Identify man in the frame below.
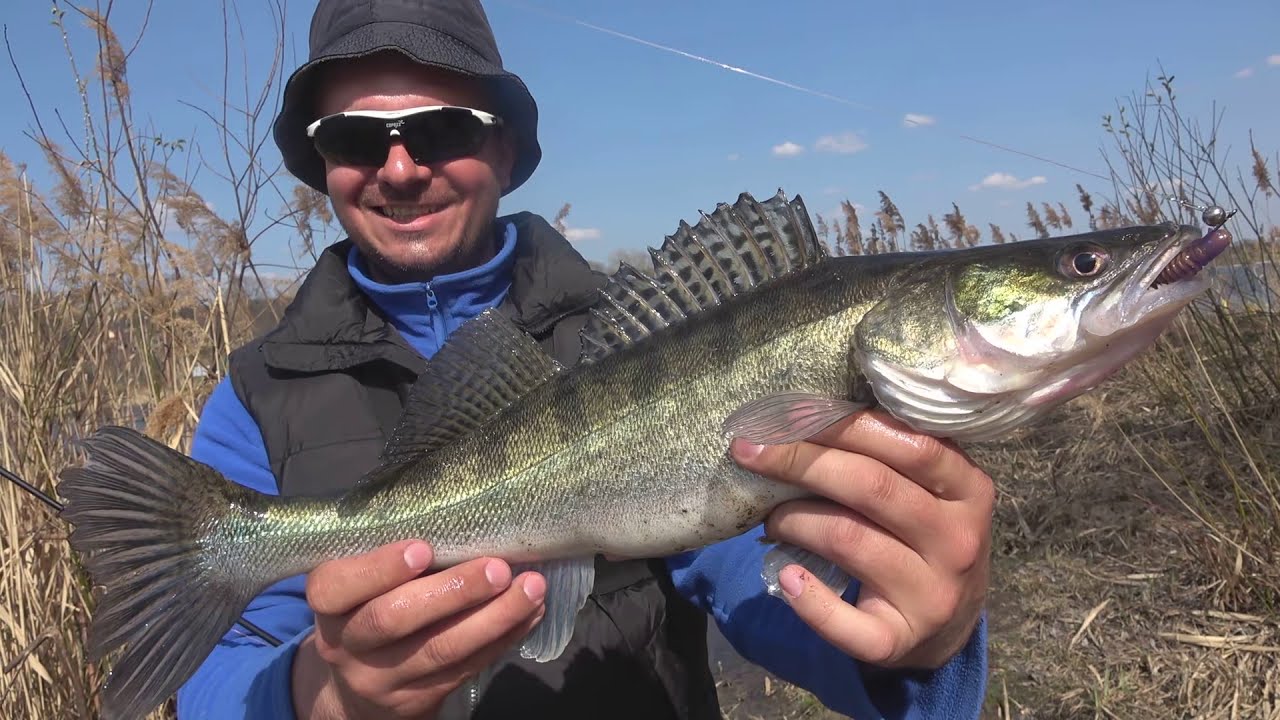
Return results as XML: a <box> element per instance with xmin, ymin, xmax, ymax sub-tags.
<box><xmin>176</xmin><ymin>1</ymin><xmax>994</xmax><ymax>718</ymax></box>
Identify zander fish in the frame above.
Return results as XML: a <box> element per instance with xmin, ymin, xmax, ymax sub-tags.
<box><xmin>54</xmin><ymin>191</ymin><xmax>1229</xmax><ymax>718</ymax></box>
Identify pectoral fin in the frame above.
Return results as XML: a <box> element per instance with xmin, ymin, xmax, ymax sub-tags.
<box><xmin>724</xmin><ymin>393</ymin><xmax>866</xmax><ymax>445</ymax></box>
<box><xmin>513</xmin><ymin>557</ymin><xmax>595</xmax><ymax>662</ymax></box>
<box><xmin>761</xmin><ymin>542</ymin><xmax>852</xmax><ymax>599</ymax></box>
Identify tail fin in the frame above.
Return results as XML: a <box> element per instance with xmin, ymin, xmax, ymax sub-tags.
<box><xmin>58</xmin><ymin>426</ymin><xmax>263</xmax><ymax>720</ymax></box>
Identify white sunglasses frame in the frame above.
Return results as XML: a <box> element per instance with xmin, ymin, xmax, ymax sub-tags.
<box><xmin>305</xmin><ymin>105</ymin><xmax>502</xmax><ymax>138</ymax></box>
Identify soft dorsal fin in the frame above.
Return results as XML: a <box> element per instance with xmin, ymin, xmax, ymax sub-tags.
<box><xmin>580</xmin><ymin>190</ymin><xmax>825</xmax><ymax>362</ymax></box>
<box><xmin>378</xmin><ymin>308</ymin><xmax>563</xmax><ymax>469</ymax></box>
<box><xmin>340</xmin><ymin>310</ymin><xmax>562</xmax><ymax>510</ymax></box>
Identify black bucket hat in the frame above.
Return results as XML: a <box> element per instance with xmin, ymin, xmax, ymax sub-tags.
<box><xmin>273</xmin><ymin>0</ymin><xmax>541</xmax><ymax>196</ymax></box>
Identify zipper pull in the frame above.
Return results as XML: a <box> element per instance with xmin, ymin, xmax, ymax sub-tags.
<box><xmin>425</xmin><ymin>284</ymin><xmax>438</xmax><ymax>310</ymax></box>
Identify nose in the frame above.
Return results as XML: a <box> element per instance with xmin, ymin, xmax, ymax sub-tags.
<box><xmin>376</xmin><ymin>139</ymin><xmax>431</xmax><ymax>188</ymax></box>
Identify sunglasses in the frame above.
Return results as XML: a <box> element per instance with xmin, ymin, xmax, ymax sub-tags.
<box><xmin>305</xmin><ymin>105</ymin><xmax>503</xmax><ymax>168</ymax></box>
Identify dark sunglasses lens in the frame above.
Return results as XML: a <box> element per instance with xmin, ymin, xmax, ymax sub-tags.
<box><xmin>312</xmin><ymin>117</ymin><xmax>390</xmax><ymax>167</ymax></box>
<box><xmin>400</xmin><ymin>110</ymin><xmax>490</xmax><ymax>165</ymax></box>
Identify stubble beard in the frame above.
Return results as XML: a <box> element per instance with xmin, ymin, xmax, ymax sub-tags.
<box><xmin>358</xmin><ymin>222</ymin><xmax>498</xmax><ymax>284</ymax></box>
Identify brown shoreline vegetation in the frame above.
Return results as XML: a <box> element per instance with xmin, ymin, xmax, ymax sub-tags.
<box><xmin>2</xmin><ymin>5</ymin><xmax>1277</xmax><ymax>719</ymax></box>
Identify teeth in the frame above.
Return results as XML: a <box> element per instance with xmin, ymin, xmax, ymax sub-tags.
<box><xmin>379</xmin><ymin>206</ymin><xmax>440</xmax><ymax>220</ymax></box>
<box><xmin>1142</xmin><ymin>236</ymin><xmax>1189</xmax><ymax>290</ymax></box>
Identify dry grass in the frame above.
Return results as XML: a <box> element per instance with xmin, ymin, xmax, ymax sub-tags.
<box><xmin>0</xmin><ymin>3</ymin><xmax>305</xmax><ymax>717</ymax></box>
<box><xmin>974</xmin><ymin>348</ymin><xmax>1280</xmax><ymax>720</ymax></box>
<box><xmin>2</xmin><ymin>8</ymin><xmax>1278</xmax><ymax>720</ymax></box>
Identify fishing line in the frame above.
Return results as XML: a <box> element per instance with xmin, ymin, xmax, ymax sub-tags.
<box><xmin>499</xmin><ymin>0</ymin><xmax>1115</xmax><ymax>184</ymax></box>
<box><xmin>0</xmin><ymin>464</ymin><xmax>62</xmax><ymax>513</ymax></box>
<box><xmin>0</xmin><ymin>463</ymin><xmax>283</xmax><ymax>648</ymax></box>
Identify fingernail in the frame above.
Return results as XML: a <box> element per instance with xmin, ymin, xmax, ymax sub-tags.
<box><xmin>731</xmin><ymin>438</ymin><xmax>764</xmax><ymax>461</ymax></box>
<box><xmin>779</xmin><ymin>565</ymin><xmax>805</xmax><ymax>599</ymax></box>
<box><xmin>403</xmin><ymin>542</ymin><xmax>432</xmax><ymax>572</ymax></box>
<box><xmin>484</xmin><ymin>559</ymin><xmax>511</xmax><ymax>588</ymax></box>
<box><xmin>522</xmin><ymin>574</ymin><xmax>546</xmax><ymax>603</ymax></box>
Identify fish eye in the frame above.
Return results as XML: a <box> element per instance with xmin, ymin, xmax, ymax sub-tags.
<box><xmin>1060</xmin><ymin>245</ymin><xmax>1109</xmax><ymax>278</ymax></box>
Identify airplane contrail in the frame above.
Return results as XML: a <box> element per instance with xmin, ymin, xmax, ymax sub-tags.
<box><xmin>500</xmin><ymin>0</ymin><xmax>1113</xmax><ymax>182</ymax></box>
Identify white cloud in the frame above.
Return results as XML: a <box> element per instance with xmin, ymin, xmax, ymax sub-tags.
<box><xmin>969</xmin><ymin>172</ymin><xmax>1048</xmax><ymax>191</ymax></box>
<box><xmin>564</xmin><ymin>227</ymin><xmax>601</xmax><ymax>242</ymax></box>
<box><xmin>1235</xmin><ymin>67</ymin><xmax>1255</xmax><ymax>78</ymax></box>
<box><xmin>1268</xmin><ymin>54</ymin><xmax>1280</xmax><ymax>65</ymax></box>
<box><xmin>772</xmin><ymin>141</ymin><xmax>804</xmax><ymax>157</ymax></box>
<box><xmin>814</xmin><ymin>132</ymin><xmax>868</xmax><ymax>154</ymax></box>
<box><xmin>822</xmin><ymin>186</ymin><xmax>844</xmax><ymax>195</ymax></box>
<box><xmin>726</xmin><ymin>153</ymin><xmax>741</xmax><ymax>161</ymax></box>
<box><xmin>903</xmin><ymin>113</ymin><xmax>936</xmax><ymax>128</ymax></box>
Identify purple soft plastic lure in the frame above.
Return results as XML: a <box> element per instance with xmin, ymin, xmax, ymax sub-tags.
<box><xmin>1153</xmin><ymin>226</ymin><xmax>1232</xmax><ymax>287</ymax></box>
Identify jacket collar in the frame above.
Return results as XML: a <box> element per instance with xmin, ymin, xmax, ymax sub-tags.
<box><xmin>258</xmin><ymin>211</ymin><xmax>603</xmax><ymax>373</ymax></box>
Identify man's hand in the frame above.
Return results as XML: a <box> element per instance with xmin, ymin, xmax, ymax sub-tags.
<box><xmin>731</xmin><ymin>410</ymin><xmax>993</xmax><ymax>670</ymax></box>
<box><xmin>291</xmin><ymin>539</ymin><xmax>547</xmax><ymax>720</ymax></box>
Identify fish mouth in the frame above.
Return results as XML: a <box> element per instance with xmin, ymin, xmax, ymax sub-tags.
<box><xmin>1018</xmin><ymin>224</ymin><xmax>1229</xmax><ymax>413</ymax></box>
<box><xmin>1095</xmin><ymin>224</ymin><xmax>1226</xmax><ymax>335</ymax></box>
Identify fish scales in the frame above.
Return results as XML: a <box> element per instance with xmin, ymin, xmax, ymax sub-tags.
<box><xmin>228</xmin><ymin>262</ymin><xmax>890</xmax><ymax>573</ymax></box>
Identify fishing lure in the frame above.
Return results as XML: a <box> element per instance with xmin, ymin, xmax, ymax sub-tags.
<box><xmin>1153</xmin><ymin>199</ymin><xmax>1236</xmax><ymax>287</ymax></box>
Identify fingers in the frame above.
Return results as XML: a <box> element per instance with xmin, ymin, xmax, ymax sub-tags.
<box><xmin>300</xmin><ymin>539</ymin><xmax>553</xmax><ymax>719</ymax></box>
<box><xmin>740</xmin><ymin>437</ymin><xmax>943</xmax><ymax>550</ymax></box>
<box><xmin>817</xmin><ymin>412</ymin><xmax>982</xmax><ymax>501</ymax></box>
<box><xmin>322</xmin><ymin>571</ymin><xmax>547</xmax><ymax>707</ymax></box>
<box><xmin>371</xmin><ymin>571</ymin><xmax>547</xmax><ymax>678</ymax></box>
<box><xmin>779</xmin><ymin>559</ymin><xmax>982</xmax><ymax>670</ymax></box>
<box><xmin>393</xmin><ymin>606</ymin><xmax>547</xmax><ymax>706</ymax></box>
<box><xmin>306</xmin><ymin>539</ymin><xmax>435</xmax><ymax>617</ymax></box>
<box><xmin>765</xmin><ymin>499</ymin><xmax>965</xmax><ymax>642</ymax></box>
<box><xmin>732</xmin><ymin>405</ymin><xmax>995</xmax><ymax>672</ymax></box>
<box><xmin>765</xmin><ymin>500</ymin><xmax>929</xmax><ymax>593</ymax></box>
<box><xmin>732</xmin><ymin>410</ymin><xmax>988</xmax><ymax>503</ymax></box>
<box><xmin>731</xmin><ymin>410</ymin><xmax>995</xmax><ymax>564</ymax></box>
<box><xmin>774</xmin><ymin>564</ymin><xmax>908</xmax><ymax>666</ymax></box>
<box><xmin>329</xmin><ymin>556</ymin><xmax>521</xmax><ymax>653</ymax></box>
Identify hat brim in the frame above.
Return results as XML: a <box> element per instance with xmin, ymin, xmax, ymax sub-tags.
<box><xmin>273</xmin><ymin>21</ymin><xmax>541</xmax><ymax>196</ymax></box>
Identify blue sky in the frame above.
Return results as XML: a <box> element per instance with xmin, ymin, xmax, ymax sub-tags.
<box><xmin>1</xmin><ymin>0</ymin><xmax>1277</xmax><ymax>268</ymax></box>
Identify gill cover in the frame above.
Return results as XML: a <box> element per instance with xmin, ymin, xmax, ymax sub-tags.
<box><xmin>852</xmin><ymin>225</ymin><xmax>1207</xmax><ymax>441</ymax></box>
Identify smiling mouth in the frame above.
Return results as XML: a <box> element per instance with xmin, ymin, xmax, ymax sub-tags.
<box><xmin>374</xmin><ymin>204</ymin><xmax>446</xmax><ymax>221</ymax></box>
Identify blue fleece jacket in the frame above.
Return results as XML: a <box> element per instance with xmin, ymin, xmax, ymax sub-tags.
<box><xmin>175</xmin><ymin>223</ymin><xmax>988</xmax><ymax>719</ymax></box>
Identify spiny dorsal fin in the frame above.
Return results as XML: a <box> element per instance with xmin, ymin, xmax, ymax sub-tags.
<box><xmin>581</xmin><ymin>190</ymin><xmax>824</xmax><ymax>363</ymax></box>
<box><xmin>379</xmin><ymin>308</ymin><xmax>564</xmax><ymax>468</ymax></box>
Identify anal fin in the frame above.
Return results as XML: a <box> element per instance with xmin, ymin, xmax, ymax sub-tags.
<box><xmin>762</xmin><ymin>542</ymin><xmax>852</xmax><ymax>599</ymax></box>
<box><xmin>514</xmin><ymin>557</ymin><xmax>595</xmax><ymax>663</ymax></box>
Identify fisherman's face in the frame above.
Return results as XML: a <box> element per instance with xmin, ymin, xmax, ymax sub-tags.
<box><xmin>316</xmin><ymin>52</ymin><xmax>516</xmax><ymax>283</ymax></box>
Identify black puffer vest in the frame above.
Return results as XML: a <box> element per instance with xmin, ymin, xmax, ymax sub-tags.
<box><xmin>227</xmin><ymin>212</ymin><xmax>721</xmax><ymax>719</ymax></box>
